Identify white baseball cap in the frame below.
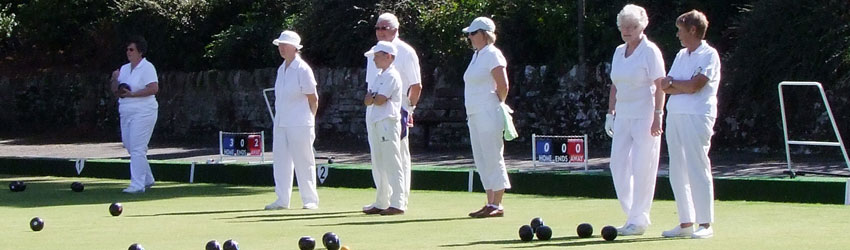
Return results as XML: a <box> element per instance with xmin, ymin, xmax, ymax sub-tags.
<box><xmin>462</xmin><ymin>17</ymin><xmax>496</xmax><ymax>33</ymax></box>
<box><xmin>272</xmin><ymin>30</ymin><xmax>303</xmax><ymax>49</ymax></box>
<box><xmin>363</xmin><ymin>41</ymin><xmax>397</xmax><ymax>57</ymax></box>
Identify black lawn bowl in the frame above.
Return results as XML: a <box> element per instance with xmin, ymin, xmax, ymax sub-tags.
<box><xmin>299</xmin><ymin>236</ymin><xmax>316</xmax><ymax>250</ymax></box>
<box><xmin>577</xmin><ymin>223</ymin><xmax>593</xmax><ymax>238</ymax></box>
<box><xmin>518</xmin><ymin>225</ymin><xmax>534</xmax><ymax>242</ymax></box>
<box><xmin>206</xmin><ymin>240</ymin><xmax>221</xmax><ymax>250</ymax></box>
<box><xmin>30</xmin><ymin>217</ymin><xmax>44</xmax><ymax>231</ymax></box>
<box><xmin>71</xmin><ymin>182</ymin><xmax>85</xmax><ymax>192</ymax></box>
<box><xmin>536</xmin><ymin>225</ymin><xmax>553</xmax><ymax>240</ymax></box>
<box><xmin>323</xmin><ymin>232</ymin><xmax>341</xmax><ymax>250</ymax></box>
<box><xmin>10</xmin><ymin>181</ymin><xmax>26</xmax><ymax>192</ymax></box>
<box><xmin>223</xmin><ymin>239</ymin><xmax>239</xmax><ymax>250</ymax></box>
<box><xmin>601</xmin><ymin>225</ymin><xmax>618</xmax><ymax>241</ymax></box>
<box><xmin>530</xmin><ymin>217</ymin><xmax>544</xmax><ymax>232</ymax></box>
<box><xmin>109</xmin><ymin>202</ymin><xmax>123</xmax><ymax>216</ymax></box>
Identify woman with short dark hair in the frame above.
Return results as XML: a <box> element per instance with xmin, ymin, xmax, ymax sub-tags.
<box><xmin>660</xmin><ymin>10</ymin><xmax>721</xmax><ymax>239</ymax></box>
<box><xmin>110</xmin><ymin>36</ymin><xmax>159</xmax><ymax>194</ymax></box>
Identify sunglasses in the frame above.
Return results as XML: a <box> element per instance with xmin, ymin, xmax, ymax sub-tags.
<box><xmin>374</xmin><ymin>26</ymin><xmax>394</xmax><ymax>31</ymax></box>
<box><xmin>126</xmin><ymin>48</ymin><xmax>136</xmax><ymax>52</ymax></box>
<box><xmin>467</xmin><ymin>30</ymin><xmax>481</xmax><ymax>36</ymax></box>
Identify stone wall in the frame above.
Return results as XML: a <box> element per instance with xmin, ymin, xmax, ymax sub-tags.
<box><xmin>2</xmin><ymin>65</ymin><xmax>848</xmax><ymax>154</ymax></box>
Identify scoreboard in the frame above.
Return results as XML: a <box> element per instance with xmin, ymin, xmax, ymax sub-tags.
<box><xmin>532</xmin><ymin>134</ymin><xmax>588</xmax><ymax>170</ymax></box>
<box><xmin>220</xmin><ymin>131</ymin><xmax>265</xmax><ymax>162</ymax></box>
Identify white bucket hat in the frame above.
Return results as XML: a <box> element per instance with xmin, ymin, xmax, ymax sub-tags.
<box><xmin>272</xmin><ymin>30</ymin><xmax>303</xmax><ymax>49</ymax></box>
<box><xmin>462</xmin><ymin>17</ymin><xmax>496</xmax><ymax>33</ymax></box>
<box><xmin>363</xmin><ymin>41</ymin><xmax>397</xmax><ymax>57</ymax></box>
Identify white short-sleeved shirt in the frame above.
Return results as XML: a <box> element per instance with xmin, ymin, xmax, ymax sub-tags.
<box><xmin>366</xmin><ymin>65</ymin><xmax>403</xmax><ymax>124</ymax></box>
<box><xmin>365</xmin><ymin>37</ymin><xmax>422</xmax><ymax>107</ymax></box>
<box><xmin>609</xmin><ymin>35</ymin><xmax>666</xmax><ymax>119</ymax></box>
<box><xmin>274</xmin><ymin>55</ymin><xmax>318</xmax><ymax>127</ymax></box>
<box><xmin>666</xmin><ymin>40</ymin><xmax>722</xmax><ymax>118</ymax></box>
<box><xmin>463</xmin><ymin>44</ymin><xmax>507</xmax><ymax>115</ymax></box>
<box><xmin>116</xmin><ymin>58</ymin><xmax>158</xmax><ymax>107</ymax></box>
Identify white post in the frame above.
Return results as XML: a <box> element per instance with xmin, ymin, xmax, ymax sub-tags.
<box><xmin>532</xmin><ymin>134</ymin><xmax>537</xmax><ymax>167</ymax></box>
<box><xmin>845</xmin><ymin>179</ymin><xmax>850</xmax><ymax>206</ymax></box>
<box><xmin>468</xmin><ymin>169</ymin><xmax>474</xmax><ymax>192</ymax></box>
<box><xmin>189</xmin><ymin>162</ymin><xmax>196</xmax><ymax>183</ymax></box>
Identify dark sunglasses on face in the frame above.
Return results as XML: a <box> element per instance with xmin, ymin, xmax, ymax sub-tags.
<box><xmin>374</xmin><ymin>26</ymin><xmax>393</xmax><ymax>31</ymax></box>
<box><xmin>467</xmin><ymin>30</ymin><xmax>481</xmax><ymax>36</ymax></box>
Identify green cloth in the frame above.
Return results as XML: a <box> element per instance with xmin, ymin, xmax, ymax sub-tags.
<box><xmin>501</xmin><ymin>102</ymin><xmax>519</xmax><ymax>141</ymax></box>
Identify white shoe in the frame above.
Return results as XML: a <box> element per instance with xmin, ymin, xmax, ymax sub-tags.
<box><xmin>122</xmin><ymin>187</ymin><xmax>145</xmax><ymax>194</ymax></box>
<box><xmin>302</xmin><ymin>203</ymin><xmax>319</xmax><ymax>210</ymax></box>
<box><xmin>618</xmin><ymin>224</ymin><xmax>646</xmax><ymax>236</ymax></box>
<box><xmin>264</xmin><ymin>203</ymin><xmax>287</xmax><ymax>210</ymax></box>
<box><xmin>692</xmin><ymin>226</ymin><xmax>714</xmax><ymax>239</ymax></box>
<box><xmin>662</xmin><ymin>225</ymin><xmax>695</xmax><ymax>238</ymax></box>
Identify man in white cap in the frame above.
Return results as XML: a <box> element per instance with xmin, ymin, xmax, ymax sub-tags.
<box><xmin>365</xmin><ymin>13</ymin><xmax>422</xmax><ymax>212</ymax></box>
<box><xmin>363</xmin><ymin>41</ymin><xmax>405</xmax><ymax>215</ymax></box>
<box><xmin>265</xmin><ymin>30</ymin><xmax>320</xmax><ymax>210</ymax></box>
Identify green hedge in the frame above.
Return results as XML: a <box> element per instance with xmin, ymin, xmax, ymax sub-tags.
<box><xmin>0</xmin><ymin>0</ymin><xmax>752</xmax><ymax>73</ymax></box>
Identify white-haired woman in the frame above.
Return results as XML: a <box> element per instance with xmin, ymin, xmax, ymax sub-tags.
<box><xmin>265</xmin><ymin>30</ymin><xmax>320</xmax><ymax>210</ymax></box>
<box><xmin>605</xmin><ymin>4</ymin><xmax>666</xmax><ymax>235</ymax></box>
<box><xmin>660</xmin><ymin>10</ymin><xmax>721</xmax><ymax>239</ymax></box>
<box><xmin>462</xmin><ymin>17</ymin><xmax>511</xmax><ymax>218</ymax></box>
<box><xmin>110</xmin><ymin>35</ymin><xmax>159</xmax><ymax>194</ymax></box>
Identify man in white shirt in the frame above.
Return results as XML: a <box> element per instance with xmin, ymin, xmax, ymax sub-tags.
<box><xmin>660</xmin><ymin>10</ymin><xmax>721</xmax><ymax>239</ymax></box>
<box><xmin>363</xmin><ymin>41</ymin><xmax>406</xmax><ymax>216</ymax></box>
<box><xmin>365</xmin><ymin>13</ymin><xmax>422</xmax><ymax>211</ymax></box>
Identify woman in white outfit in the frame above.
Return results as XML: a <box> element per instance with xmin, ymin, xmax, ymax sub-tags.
<box><xmin>659</xmin><ymin>10</ymin><xmax>721</xmax><ymax>239</ymax></box>
<box><xmin>265</xmin><ymin>30</ymin><xmax>320</xmax><ymax>210</ymax></box>
<box><xmin>605</xmin><ymin>4</ymin><xmax>667</xmax><ymax>236</ymax></box>
<box><xmin>462</xmin><ymin>17</ymin><xmax>511</xmax><ymax>218</ymax></box>
<box><xmin>110</xmin><ymin>36</ymin><xmax>159</xmax><ymax>194</ymax></box>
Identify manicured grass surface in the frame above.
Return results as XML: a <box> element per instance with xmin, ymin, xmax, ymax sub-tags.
<box><xmin>2</xmin><ymin>175</ymin><xmax>850</xmax><ymax>249</ymax></box>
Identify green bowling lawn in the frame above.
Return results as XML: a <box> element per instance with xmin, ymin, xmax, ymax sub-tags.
<box><xmin>2</xmin><ymin>175</ymin><xmax>849</xmax><ymax>249</ymax></box>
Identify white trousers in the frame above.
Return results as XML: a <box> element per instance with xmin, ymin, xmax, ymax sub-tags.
<box><xmin>610</xmin><ymin>117</ymin><xmax>660</xmax><ymax>227</ymax></box>
<box><xmin>666</xmin><ymin>114</ymin><xmax>716</xmax><ymax>224</ymax></box>
<box><xmin>367</xmin><ymin>118</ymin><xmax>405</xmax><ymax>209</ymax></box>
<box><xmin>119</xmin><ymin>103</ymin><xmax>157</xmax><ymax>190</ymax></box>
<box><xmin>400</xmin><ymin>135</ymin><xmax>411</xmax><ymax>210</ymax></box>
<box><xmin>468</xmin><ymin>107</ymin><xmax>511</xmax><ymax>191</ymax></box>
<box><xmin>272</xmin><ymin>126</ymin><xmax>319</xmax><ymax>208</ymax></box>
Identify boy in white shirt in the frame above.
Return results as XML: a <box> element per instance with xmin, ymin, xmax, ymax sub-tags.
<box><xmin>362</xmin><ymin>41</ymin><xmax>406</xmax><ymax>216</ymax></box>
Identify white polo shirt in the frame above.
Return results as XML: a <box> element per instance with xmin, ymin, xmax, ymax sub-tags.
<box><xmin>274</xmin><ymin>54</ymin><xmax>318</xmax><ymax>127</ymax></box>
<box><xmin>365</xmin><ymin>37</ymin><xmax>422</xmax><ymax>107</ymax></box>
<box><xmin>666</xmin><ymin>40</ymin><xmax>722</xmax><ymax>118</ymax></box>
<box><xmin>366</xmin><ymin>65</ymin><xmax>403</xmax><ymax>124</ymax></box>
<box><xmin>609</xmin><ymin>34</ymin><xmax>666</xmax><ymax>119</ymax></box>
<box><xmin>117</xmin><ymin>58</ymin><xmax>158</xmax><ymax>106</ymax></box>
<box><xmin>463</xmin><ymin>44</ymin><xmax>507</xmax><ymax>115</ymax></box>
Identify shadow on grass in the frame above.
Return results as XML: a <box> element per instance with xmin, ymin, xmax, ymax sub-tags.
<box><xmin>440</xmin><ymin>235</ymin><xmax>679</xmax><ymax>248</ymax></box>
<box><xmin>231</xmin><ymin>210</ymin><xmax>362</xmax><ymax>219</ymax></box>
<box><xmin>128</xmin><ymin>208</ymin><xmax>264</xmax><ymax>217</ymax></box>
<box><xmin>314</xmin><ymin>216</ymin><xmax>475</xmax><ymax>227</ymax></box>
<box><xmin>232</xmin><ymin>213</ymin><xmax>366</xmax><ymax>223</ymax></box>
<box><xmin>0</xmin><ymin>177</ymin><xmax>267</xmax><ymax>208</ymax></box>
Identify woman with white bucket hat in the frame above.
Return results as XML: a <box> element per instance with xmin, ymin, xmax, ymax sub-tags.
<box><xmin>265</xmin><ymin>30</ymin><xmax>320</xmax><ymax>210</ymax></box>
